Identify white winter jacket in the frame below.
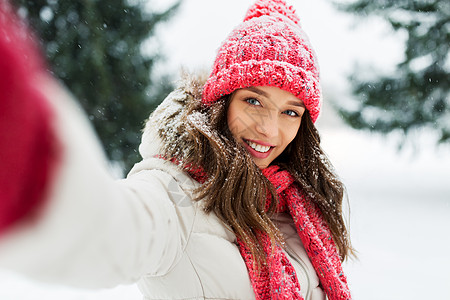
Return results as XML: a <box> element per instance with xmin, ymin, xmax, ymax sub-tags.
<box><xmin>0</xmin><ymin>78</ymin><xmax>326</xmax><ymax>299</ymax></box>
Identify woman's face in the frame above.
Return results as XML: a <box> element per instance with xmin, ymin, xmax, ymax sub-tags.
<box><xmin>227</xmin><ymin>86</ymin><xmax>305</xmax><ymax>169</ymax></box>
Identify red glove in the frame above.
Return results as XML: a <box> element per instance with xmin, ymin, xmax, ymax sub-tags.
<box><xmin>0</xmin><ymin>2</ymin><xmax>60</xmax><ymax>234</ymax></box>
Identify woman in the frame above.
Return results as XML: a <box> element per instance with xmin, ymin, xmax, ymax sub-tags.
<box><xmin>0</xmin><ymin>0</ymin><xmax>353</xmax><ymax>299</ymax></box>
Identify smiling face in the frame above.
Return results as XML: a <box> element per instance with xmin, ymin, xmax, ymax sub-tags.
<box><xmin>227</xmin><ymin>86</ymin><xmax>306</xmax><ymax>169</ymax></box>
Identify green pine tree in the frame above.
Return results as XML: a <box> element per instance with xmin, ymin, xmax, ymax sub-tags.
<box><xmin>13</xmin><ymin>0</ymin><xmax>181</xmax><ymax>172</ymax></box>
<box><xmin>333</xmin><ymin>0</ymin><xmax>449</xmax><ymax>143</ymax></box>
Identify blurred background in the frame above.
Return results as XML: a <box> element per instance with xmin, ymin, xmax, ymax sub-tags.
<box><xmin>0</xmin><ymin>0</ymin><xmax>449</xmax><ymax>299</ymax></box>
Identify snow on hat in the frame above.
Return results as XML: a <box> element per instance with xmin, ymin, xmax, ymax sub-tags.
<box><xmin>202</xmin><ymin>0</ymin><xmax>322</xmax><ymax>122</ymax></box>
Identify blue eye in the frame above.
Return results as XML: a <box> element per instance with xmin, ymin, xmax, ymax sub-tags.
<box><xmin>283</xmin><ymin>110</ymin><xmax>299</xmax><ymax>117</ymax></box>
<box><xmin>246</xmin><ymin>98</ymin><xmax>261</xmax><ymax>106</ymax></box>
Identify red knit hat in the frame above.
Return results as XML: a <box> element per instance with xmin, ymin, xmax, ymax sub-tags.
<box><xmin>202</xmin><ymin>0</ymin><xmax>322</xmax><ymax>122</ymax></box>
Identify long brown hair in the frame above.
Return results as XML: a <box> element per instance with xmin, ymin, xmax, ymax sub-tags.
<box><xmin>155</xmin><ymin>74</ymin><xmax>354</xmax><ymax>265</ymax></box>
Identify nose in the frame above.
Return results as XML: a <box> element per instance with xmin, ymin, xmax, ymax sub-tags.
<box><xmin>255</xmin><ymin>113</ymin><xmax>278</xmax><ymax>138</ymax></box>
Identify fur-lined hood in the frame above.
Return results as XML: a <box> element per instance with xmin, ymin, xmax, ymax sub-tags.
<box><xmin>139</xmin><ymin>73</ymin><xmax>208</xmax><ymax>161</ymax></box>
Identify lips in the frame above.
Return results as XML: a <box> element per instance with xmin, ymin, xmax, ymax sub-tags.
<box><xmin>243</xmin><ymin>139</ymin><xmax>274</xmax><ymax>159</ymax></box>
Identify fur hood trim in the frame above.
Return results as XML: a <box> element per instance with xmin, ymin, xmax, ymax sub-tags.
<box><xmin>139</xmin><ymin>73</ymin><xmax>208</xmax><ymax>161</ymax></box>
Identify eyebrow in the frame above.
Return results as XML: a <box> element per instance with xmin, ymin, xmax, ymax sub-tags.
<box><xmin>287</xmin><ymin>100</ymin><xmax>306</xmax><ymax>108</ymax></box>
<box><xmin>244</xmin><ymin>86</ymin><xmax>270</xmax><ymax>98</ymax></box>
<box><xmin>243</xmin><ymin>87</ymin><xmax>305</xmax><ymax>108</ymax></box>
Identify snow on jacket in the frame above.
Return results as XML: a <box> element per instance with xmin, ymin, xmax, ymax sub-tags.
<box><xmin>0</xmin><ymin>72</ymin><xmax>328</xmax><ymax>299</ymax></box>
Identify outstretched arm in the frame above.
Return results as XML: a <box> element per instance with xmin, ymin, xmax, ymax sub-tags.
<box><xmin>0</xmin><ymin>2</ymin><xmax>185</xmax><ymax>288</ymax></box>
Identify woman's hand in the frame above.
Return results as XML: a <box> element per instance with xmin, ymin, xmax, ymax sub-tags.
<box><xmin>0</xmin><ymin>2</ymin><xmax>60</xmax><ymax>235</ymax></box>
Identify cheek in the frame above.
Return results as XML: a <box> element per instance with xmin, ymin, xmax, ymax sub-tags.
<box><xmin>227</xmin><ymin>102</ymin><xmax>253</xmax><ymax>139</ymax></box>
<box><xmin>284</xmin><ymin>121</ymin><xmax>301</xmax><ymax>146</ymax></box>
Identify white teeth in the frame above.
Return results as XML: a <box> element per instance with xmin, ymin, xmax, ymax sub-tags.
<box><xmin>246</xmin><ymin>140</ymin><xmax>271</xmax><ymax>153</ymax></box>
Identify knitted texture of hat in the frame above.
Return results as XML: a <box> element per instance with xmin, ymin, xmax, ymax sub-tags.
<box><xmin>202</xmin><ymin>0</ymin><xmax>322</xmax><ymax>122</ymax></box>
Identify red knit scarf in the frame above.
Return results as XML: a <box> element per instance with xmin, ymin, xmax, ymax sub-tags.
<box><xmin>185</xmin><ymin>163</ymin><xmax>351</xmax><ymax>300</ymax></box>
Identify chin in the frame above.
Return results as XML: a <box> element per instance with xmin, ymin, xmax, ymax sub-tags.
<box><xmin>254</xmin><ymin>160</ymin><xmax>270</xmax><ymax>169</ymax></box>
